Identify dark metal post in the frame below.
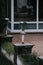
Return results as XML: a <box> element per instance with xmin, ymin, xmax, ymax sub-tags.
<box><xmin>14</xmin><ymin>46</ymin><xmax>17</xmax><ymax>65</ymax></box>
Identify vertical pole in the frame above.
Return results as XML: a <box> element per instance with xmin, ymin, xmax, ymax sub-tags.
<box><xmin>14</xmin><ymin>46</ymin><xmax>17</xmax><ymax>65</ymax></box>
<box><xmin>11</xmin><ymin>0</ymin><xmax>14</xmax><ymax>31</ymax></box>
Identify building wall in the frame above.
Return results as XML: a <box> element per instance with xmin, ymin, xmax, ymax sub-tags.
<box><xmin>12</xmin><ymin>33</ymin><xmax>43</xmax><ymax>56</ymax></box>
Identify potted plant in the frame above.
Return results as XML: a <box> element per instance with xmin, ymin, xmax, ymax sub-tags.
<box><xmin>22</xmin><ymin>52</ymin><xmax>39</xmax><ymax>65</ymax></box>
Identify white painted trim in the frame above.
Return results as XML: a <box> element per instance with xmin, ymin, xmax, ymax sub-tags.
<box><xmin>7</xmin><ymin>27</ymin><xmax>43</xmax><ymax>33</ymax></box>
<box><xmin>8</xmin><ymin>21</ymin><xmax>43</xmax><ymax>24</ymax></box>
<box><xmin>25</xmin><ymin>29</ymin><xmax>43</xmax><ymax>33</ymax></box>
<box><xmin>11</xmin><ymin>0</ymin><xmax>14</xmax><ymax>22</ymax></box>
<box><xmin>38</xmin><ymin>22</ymin><xmax>43</xmax><ymax>23</ymax></box>
<box><xmin>12</xmin><ymin>30</ymin><xmax>21</xmax><ymax>32</ymax></box>
<box><xmin>14</xmin><ymin>22</ymin><xmax>37</xmax><ymax>24</ymax></box>
<box><xmin>25</xmin><ymin>22</ymin><xmax>37</xmax><ymax>23</ymax></box>
<box><xmin>11</xmin><ymin>0</ymin><xmax>14</xmax><ymax>31</ymax></box>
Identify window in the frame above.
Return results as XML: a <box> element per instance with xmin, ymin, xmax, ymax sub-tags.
<box><xmin>8</xmin><ymin>0</ymin><xmax>43</xmax><ymax>33</ymax></box>
<box><xmin>14</xmin><ymin>24</ymin><xmax>21</xmax><ymax>29</ymax></box>
<box><xmin>25</xmin><ymin>23</ymin><xmax>36</xmax><ymax>29</ymax></box>
<box><xmin>14</xmin><ymin>0</ymin><xmax>36</xmax><ymax>21</ymax></box>
<box><xmin>39</xmin><ymin>23</ymin><xmax>43</xmax><ymax>29</ymax></box>
<box><xmin>14</xmin><ymin>23</ymin><xmax>36</xmax><ymax>29</ymax></box>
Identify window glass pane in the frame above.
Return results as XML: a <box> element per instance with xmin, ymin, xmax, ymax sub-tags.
<box><xmin>39</xmin><ymin>0</ymin><xmax>43</xmax><ymax>21</ymax></box>
<box><xmin>14</xmin><ymin>0</ymin><xmax>36</xmax><ymax>21</ymax></box>
<box><xmin>21</xmin><ymin>23</ymin><xmax>26</xmax><ymax>30</ymax></box>
<box><xmin>14</xmin><ymin>24</ymin><xmax>21</xmax><ymax>29</ymax></box>
<box><xmin>8</xmin><ymin>0</ymin><xmax>11</xmax><ymax>21</ymax></box>
<box><xmin>8</xmin><ymin>22</ymin><xmax>11</xmax><ymax>29</ymax></box>
<box><xmin>39</xmin><ymin>23</ymin><xmax>43</xmax><ymax>29</ymax></box>
<box><xmin>14</xmin><ymin>23</ymin><xmax>36</xmax><ymax>29</ymax></box>
<box><xmin>25</xmin><ymin>23</ymin><xmax>36</xmax><ymax>29</ymax></box>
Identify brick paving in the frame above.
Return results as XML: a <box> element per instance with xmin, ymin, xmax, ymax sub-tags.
<box><xmin>12</xmin><ymin>33</ymin><xmax>43</xmax><ymax>56</ymax></box>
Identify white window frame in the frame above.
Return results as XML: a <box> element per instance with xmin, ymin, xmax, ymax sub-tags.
<box><xmin>8</xmin><ymin>0</ymin><xmax>43</xmax><ymax>33</ymax></box>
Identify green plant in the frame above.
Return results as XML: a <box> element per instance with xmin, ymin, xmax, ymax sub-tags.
<box><xmin>0</xmin><ymin>53</ymin><xmax>13</xmax><ymax>65</ymax></box>
<box><xmin>22</xmin><ymin>53</ymin><xmax>39</xmax><ymax>65</ymax></box>
<box><xmin>2</xmin><ymin>42</ymin><xmax>14</xmax><ymax>54</ymax></box>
